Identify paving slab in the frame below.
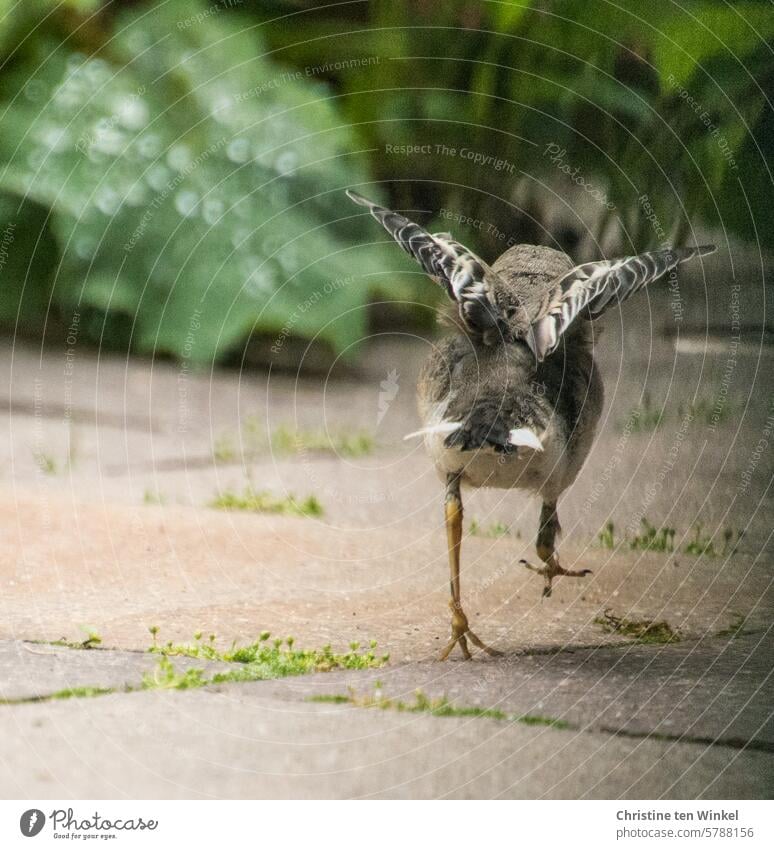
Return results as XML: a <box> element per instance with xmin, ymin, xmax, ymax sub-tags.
<box><xmin>0</xmin><ymin>641</ymin><xmax>229</xmax><ymax>702</ymax></box>
<box><xmin>0</xmin><ymin>686</ymin><xmax>770</xmax><ymax>800</ymax></box>
<box><xmin>248</xmin><ymin>632</ymin><xmax>774</xmax><ymax>749</ymax></box>
<box><xmin>0</xmin><ymin>312</ymin><xmax>772</xmax><ymax>799</ymax></box>
<box><xmin>1</xmin><ymin>491</ymin><xmax>771</xmax><ymax>665</ymax></box>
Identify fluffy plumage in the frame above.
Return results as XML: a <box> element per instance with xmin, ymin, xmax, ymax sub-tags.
<box><xmin>348</xmin><ymin>189</ymin><xmax>715</xmax><ymax>659</ymax></box>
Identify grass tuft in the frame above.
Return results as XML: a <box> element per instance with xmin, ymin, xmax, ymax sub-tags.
<box><xmin>598</xmin><ymin>518</ymin><xmax>744</xmax><ymax>558</ymax></box>
<box><xmin>308</xmin><ymin>694</ymin><xmax>350</xmax><ymax>704</ymax></box>
<box><xmin>50</xmin><ymin>627</ymin><xmax>103</xmax><ymax>650</ymax></box>
<box><xmin>620</xmin><ymin>393</ymin><xmax>663</xmax><ymax>433</ymax></box>
<box><xmin>272</xmin><ymin>425</ymin><xmax>374</xmax><ymax>458</ymax></box>
<box><xmin>469</xmin><ymin>518</ymin><xmax>512</xmax><ymax>538</ymax></box>
<box><xmin>598</xmin><ymin>521</ymin><xmax>616</xmax><ymax>550</ymax></box>
<box><xmin>629</xmin><ymin>518</ymin><xmax>675</xmax><ymax>553</ymax></box>
<box><xmin>210</xmin><ymin>487</ymin><xmax>323</xmax><ymax>517</ymax></box>
<box><xmin>5</xmin><ymin>631</ymin><xmax>388</xmax><ymax>705</ymax></box>
<box><xmin>212</xmin><ymin>434</ymin><xmax>236</xmax><ymax>462</ymax></box>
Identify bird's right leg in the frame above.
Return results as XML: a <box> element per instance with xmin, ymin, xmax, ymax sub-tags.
<box><xmin>519</xmin><ymin>501</ymin><xmax>592</xmax><ymax>598</ymax></box>
<box><xmin>439</xmin><ymin>472</ymin><xmax>502</xmax><ymax>660</ymax></box>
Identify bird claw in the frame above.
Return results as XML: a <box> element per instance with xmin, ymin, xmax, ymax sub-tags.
<box><xmin>519</xmin><ymin>558</ymin><xmax>592</xmax><ymax>599</ymax></box>
<box><xmin>439</xmin><ymin>601</ymin><xmax>503</xmax><ymax>660</ymax></box>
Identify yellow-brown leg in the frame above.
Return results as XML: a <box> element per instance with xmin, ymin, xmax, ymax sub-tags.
<box><xmin>519</xmin><ymin>501</ymin><xmax>592</xmax><ymax>597</ymax></box>
<box><xmin>439</xmin><ymin>473</ymin><xmax>502</xmax><ymax>660</ymax></box>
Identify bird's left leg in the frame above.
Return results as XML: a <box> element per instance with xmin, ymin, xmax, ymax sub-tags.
<box><xmin>439</xmin><ymin>472</ymin><xmax>502</xmax><ymax>660</ymax></box>
<box><xmin>519</xmin><ymin>501</ymin><xmax>592</xmax><ymax>598</ymax></box>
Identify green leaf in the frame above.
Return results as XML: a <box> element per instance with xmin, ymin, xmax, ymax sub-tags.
<box><xmin>0</xmin><ymin>0</ymin><xmax>389</xmax><ymax>363</ymax></box>
<box><xmin>653</xmin><ymin>2</ymin><xmax>774</xmax><ymax>84</ymax></box>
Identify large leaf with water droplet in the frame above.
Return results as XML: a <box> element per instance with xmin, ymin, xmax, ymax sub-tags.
<box><xmin>0</xmin><ymin>1</ymin><xmax>397</xmax><ymax>363</ymax></box>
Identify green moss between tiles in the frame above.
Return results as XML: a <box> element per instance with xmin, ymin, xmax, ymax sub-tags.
<box><xmin>1</xmin><ymin>631</ymin><xmax>388</xmax><ymax>706</ymax></box>
<box><xmin>308</xmin><ymin>686</ymin><xmax>572</xmax><ymax>729</ymax></box>
<box><xmin>147</xmin><ymin>629</ymin><xmax>388</xmax><ymax>679</ymax></box>
<box><xmin>143</xmin><ymin>632</ymin><xmax>387</xmax><ymax>690</ymax></box>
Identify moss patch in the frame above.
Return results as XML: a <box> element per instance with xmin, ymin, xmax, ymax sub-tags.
<box><xmin>146</xmin><ymin>630</ymin><xmax>388</xmax><ymax>685</ymax></box>
<box><xmin>2</xmin><ymin>632</ymin><xmax>388</xmax><ymax>705</ymax></box>
<box><xmin>594</xmin><ymin>609</ymin><xmax>681</xmax><ymax>644</ymax></box>
<box><xmin>310</xmin><ymin>687</ymin><xmax>572</xmax><ymax>729</ymax></box>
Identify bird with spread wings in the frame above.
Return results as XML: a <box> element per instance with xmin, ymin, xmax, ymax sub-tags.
<box><xmin>348</xmin><ymin>189</ymin><xmax>715</xmax><ymax>659</ymax></box>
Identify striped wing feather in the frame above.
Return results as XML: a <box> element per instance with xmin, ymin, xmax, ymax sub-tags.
<box><xmin>346</xmin><ymin>190</ymin><xmax>507</xmax><ymax>341</ymax></box>
<box><xmin>530</xmin><ymin>245</ymin><xmax>716</xmax><ymax>360</ymax></box>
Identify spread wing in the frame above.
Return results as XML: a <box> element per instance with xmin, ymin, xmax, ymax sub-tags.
<box><xmin>346</xmin><ymin>190</ymin><xmax>509</xmax><ymax>344</ymax></box>
<box><xmin>529</xmin><ymin>245</ymin><xmax>717</xmax><ymax>361</ymax></box>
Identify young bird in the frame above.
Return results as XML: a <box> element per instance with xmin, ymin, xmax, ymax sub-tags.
<box><xmin>347</xmin><ymin>189</ymin><xmax>715</xmax><ymax>660</ymax></box>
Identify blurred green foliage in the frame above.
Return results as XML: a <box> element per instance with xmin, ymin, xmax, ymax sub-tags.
<box><xmin>258</xmin><ymin>0</ymin><xmax>772</xmax><ymax>255</ymax></box>
<box><xmin>0</xmin><ymin>0</ymin><xmax>769</xmax><ymax>363</ymax></box>
<box><xmin>0</xmin><ymin>0</ymin><xmax>399</xmax><ymax>361</ymax></box>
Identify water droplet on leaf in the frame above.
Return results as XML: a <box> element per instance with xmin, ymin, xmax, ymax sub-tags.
<box><xmin>175</xmin><ymin>189</ymin><xmax>199</xmax><ymax>218</ymax></box>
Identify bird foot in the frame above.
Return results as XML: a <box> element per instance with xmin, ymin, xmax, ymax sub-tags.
<box><xmin>519</xmin><ymin>558</ymin><xmax>592</xmax><ymax>598</ymax></box>
<box><xmin>439</xmin><ymin>600</ymin><xmax>503</xmax><ymax>660</ymax></box>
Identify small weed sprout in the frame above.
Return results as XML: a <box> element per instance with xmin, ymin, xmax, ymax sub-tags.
<box><xmin>679</xmin><ymin>397</ymin><xmax>735</xmax><ymax>426</ymax></box>
<box><xmin>79</xmin><ymin>627</ymin><xmax>102</xmax><ymax>649</ymax></box>
<box><xmin>34</xmin><ymin>452</ymin><xmax>57</xmax><ymax>475</ymax></box>
<box><xmin>469</xmin><ymin>518</ymin><xmax>511</xmax><ymax>538</ymax></box>
<box><xmin>620</xmin><ymin>393</ymin><xmax>663</xmax><ymax>433</ymax></box>
<box><xmin>598</xmin><ymin>521</ymin><xmax>616</xmax><ymax>550</ymax></box>
<box><xmin>683</xmin><ymin>523</ymin><xmax>716</xmax><ymax>556</ymax></box>
<box><xmin>629</xmin><ymin>519</ymin><xmax>675</xmax><ymax>553</ymax></box>
<box><xmin>602</xmin><ymin>518</ymin><xmax>742</xmax><ymax>558</ymax></box>
<box><xmin>52</xmin><ymin>686</ymin><xmax>114</xmax><ymax>700</ymax></box>
<box><xmin>142</xmin><ymin>656</ymin><xmax>207</xmax><ymax>691</ymax></box>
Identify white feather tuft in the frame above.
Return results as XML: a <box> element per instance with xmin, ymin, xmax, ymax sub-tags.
<box><xmin>508</xmin><ymin>427</ymin><xmax>544</xmax><ymax>452</ymax></box>
<box><xmin>403</xmin><ymin>422</ymin><xmax>462</xmax><ymax>441</ymax></box>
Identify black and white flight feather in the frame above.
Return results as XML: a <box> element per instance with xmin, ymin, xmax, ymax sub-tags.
<box><xmin>346</xmin><ymin>190</ymin><xmax>510</xmax><ymax>344</ymax></box>
<box><xmin>529</xmin><ymin>245</ymin><xmax>717</xmax><ymax>360</ymax></box>
<box><xmin>347</xmin><ymin>189</ymin><xmax>715</xmax><ymax>362</ymax></box>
